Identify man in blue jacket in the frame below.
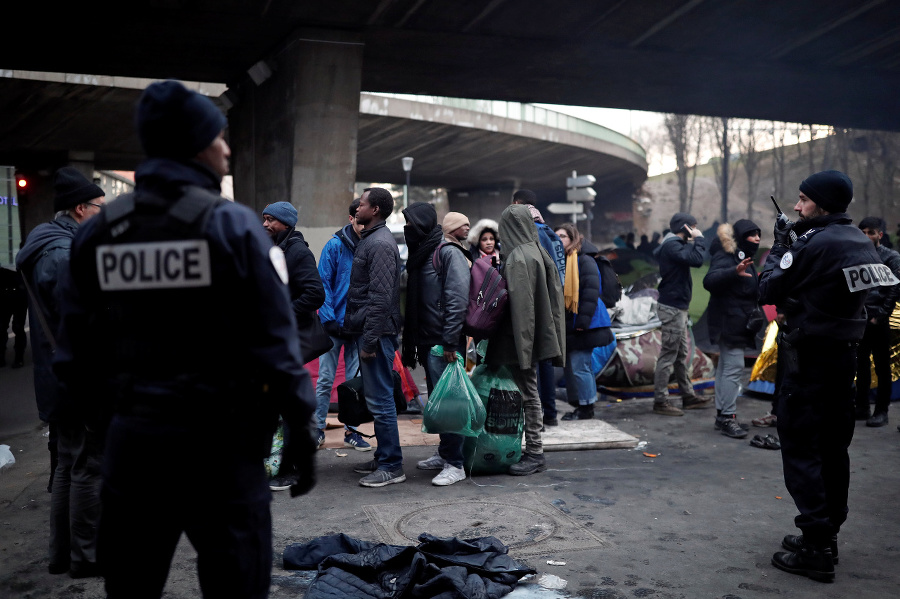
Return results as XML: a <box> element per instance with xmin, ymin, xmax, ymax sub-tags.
<box><xmin>315</xmin><ymin>198</ymin><xmax>370</xmax><ymax>450</ymax></box>
<box><xmin>651</xmin><ymin>212</ymin><xmax>712</xmax><ymax>416</ymax></box>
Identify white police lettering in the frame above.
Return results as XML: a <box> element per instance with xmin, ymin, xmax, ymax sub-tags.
<box><xmin>843</xmin><ymin>263</ymin><xmax>900</xmax><ymax>292</ymax></box>
<box><xmin>269</xmin><ymin>246</ymin><xmax>289</xmax><ymax>285</ymax></box>
<box><xmin>780</xmin><ymin>252</ymin><xmax>793</xmax><ymax>269</ymax></box>
<box><xmin>96</xmin><ymin>240</ymin><xmax>211</xmax><ymax>291</ymax></box>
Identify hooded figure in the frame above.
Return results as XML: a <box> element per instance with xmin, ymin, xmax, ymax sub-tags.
<box><xmin>486</xmin><ymin>204</ymin><xmax>565</xmax><ymax>370</ymax></box>
<box><xmin>703</xmin><ymin>219</ymin><xmax>762</xmax><ymax>350</ymax></box>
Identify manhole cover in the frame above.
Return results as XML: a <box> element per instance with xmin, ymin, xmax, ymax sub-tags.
<box><xmin>396</xmin><ymin>501</ymin><xmax>557</xmax><ymax>549</ymax></box>
<box><xmin>364</xmin><ymin>492</ymin><xmax>606</xmax><ymax>556</ymax></box>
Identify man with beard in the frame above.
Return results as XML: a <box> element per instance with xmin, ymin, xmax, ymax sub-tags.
<box><xmin>760</xmin><ymin>170</ymin><xmax>892</xmax><ymax>582</ymax></box>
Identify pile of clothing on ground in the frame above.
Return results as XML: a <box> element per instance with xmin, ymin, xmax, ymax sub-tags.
<box><xmin>283</xmin><ymin>532</ymin><xmax>535</xmax><ymax>599</ymax></box>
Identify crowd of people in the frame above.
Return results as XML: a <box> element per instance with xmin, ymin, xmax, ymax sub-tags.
<box><xmin>5</xmin><ymin>78</ymin><xmax>900</xmax><ymax>594</ymax></box>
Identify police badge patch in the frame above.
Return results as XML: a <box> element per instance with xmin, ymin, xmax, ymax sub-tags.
<box><xmin>780</xmin><ymin>252</ymin><xmax>793</xmax><ymax>269</ymax></box>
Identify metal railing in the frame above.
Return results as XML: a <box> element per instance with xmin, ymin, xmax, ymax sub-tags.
<box><xmin>367</xmin><ymin>93</ymin><xmax>646</xmax><ymax>159</ymax></box>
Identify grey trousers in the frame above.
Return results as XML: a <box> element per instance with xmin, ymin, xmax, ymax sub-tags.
<box><xmin>653</xmin><ymin>303</ymin><xmax>694</xmax><ymax>404</ymax></box>
<box><xmin>714</xmin><ymin>345</ymin><xmax>745</xmax><ymax>416</ymax></box>
<box><xmin>510</xmin><ymin>365</ymin><xmax>543</xmax><ymax>456</ymax></box>
<box><xmin>50</xmin><ymin>420</ymin><xmax>102</xmax><ymax>570</ymax></box>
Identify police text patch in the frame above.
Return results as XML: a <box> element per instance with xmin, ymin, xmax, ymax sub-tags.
<box><xmin>843</xmin><ymin>263</ymin><xmax>899</xmax><ymax>293</ymax></box>
<box><xmin>96</xmin><ymin>240</ymin><xmax>212</xmax><ymax>291</ymax></box>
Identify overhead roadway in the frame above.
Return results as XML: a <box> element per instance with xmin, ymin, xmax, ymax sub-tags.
<box><xmin>0</xmin><ymin>78</ymin><xmax>647</xmax><ymax>191</ymax></box>
<box><xmin>5</xmin><ymin>0</ymin><xmax>900</xmax><ymax>131</ymax></box>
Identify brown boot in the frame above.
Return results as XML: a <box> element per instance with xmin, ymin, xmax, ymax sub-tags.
<box><xmin>682</xmin><ymin>395</ymin><xmax>713</xmax><ymax>410</ymax></box>
<box><xmin>653</xmin><ymin>401</ymin><xmax>684</xmax><ymax>416</ymax></box>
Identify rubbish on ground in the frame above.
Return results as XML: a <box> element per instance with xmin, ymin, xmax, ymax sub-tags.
<box><xmin>642</xmin><ymin>452</ymin><xmax>658</xmax><ymax>458</ymax></box>
<box><xmin>335</xmin><ymin>451</ymin><xmax>348</xmax><ymax>457</ymax></box>
<box><xmin>537</xmin><ymin>574</ymin><xmax>567</xmax><ymax>589</ymax></box>
<box><xmin>775</xmin><ymin>496</ymin><xmax>782</xmax><ymax>500</ymax></box>
<box><xmin>0</xmin><ymin>445</ymin><xmax>15</xmax><ymax>471</ymax></box>
<box><xmin>546</xmin><ymin>560</ymin><xmax>566</xmax><ymax>566</ymax></box>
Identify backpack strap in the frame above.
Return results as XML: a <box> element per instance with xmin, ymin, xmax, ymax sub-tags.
<box><xmin>431</xmin><ymin>241</ymin><xmax>467</xmax><ymax>273</ymax></box>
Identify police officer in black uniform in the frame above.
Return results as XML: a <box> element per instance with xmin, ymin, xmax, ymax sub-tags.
<box><xmin>759</xmin><ymin>170</ymin><xmax>895</xmax><ymax>583</ymax></box>
<box><xmin>53</xmin><ymin>80</ymin><xmax>317</xmax><ymax>599</ymax></box>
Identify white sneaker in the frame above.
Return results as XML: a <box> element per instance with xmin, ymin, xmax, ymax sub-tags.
<box><xmin>432</xmin><ymin>463</ymin><xmax>466</xmax><ymax>486</ymax></box>
<box><xmin>417</xmin><ymin>453</ymin><xmax>446</xmax><ymax>470</ymax></box>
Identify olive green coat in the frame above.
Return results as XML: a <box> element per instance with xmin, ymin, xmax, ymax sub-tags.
<box><xmin>486</xmin><ymin>204</ymin><xmax>566</xmax><ymax>370</ymax></box>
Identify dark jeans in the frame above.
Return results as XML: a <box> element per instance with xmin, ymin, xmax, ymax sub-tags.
<box><xmin>357</xmin><ymin>335</ymin><xmax>402</xmax><ymax>471</ymax></box>
<box><xmin>50</xmin><ymin>419</ymin><xmax>102</xmax><ymax>570</ymax></box>
<box><xmin>537</xmin><ymin>359</ymin><xmax>557</xmax><ymax>419</ymax></box>
<box><xmin>776</xmin><ymin>337</ymin><xmax>856</xmax><ymax>544</ymax></box>
<box><xmin>855</xmin><ymin>319</ymin><xmax>892</xmax><ymax>414</ymax></box>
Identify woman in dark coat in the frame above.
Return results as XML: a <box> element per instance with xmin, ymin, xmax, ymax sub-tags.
<box><xmin>554</xmin><ymin>223</ymin><xmax>613</xmax><ymax>421</ymax></box>
<box><xmin>702</xmin><ymin>219</ymin><xmax>761</xmax><ymax>439</ymax></box>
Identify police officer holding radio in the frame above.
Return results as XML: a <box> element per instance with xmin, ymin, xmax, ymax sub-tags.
<box><xmin>759</xmin><ymin>170</ymin><xmax>894</xmax><ymax>583</ymax></box>
<box><xmin>53</xmin><ymin>80</ymin><xmax>317</xmax><ymax>599</ymax></box>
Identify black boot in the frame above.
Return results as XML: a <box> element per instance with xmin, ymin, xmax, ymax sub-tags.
<box><xmin>772</xmin><ymin>542</ymin><xmax>835</xmax><ymax>582</ymax></box>
<box><xmin>866</xmin><ymin>409</ymin><xmax>888</xmax><ymax>427</ymax></box>
<box><xmin>782</xmin><ymin>534</ymin><xmax>838</xmax><ymax>564</ymax></box>
<box><xmin>509</xmin><ymin>452</ymin><xmax>546</xmax><ymax>476</ymax></box>
<box><xmin>562</xmin><ymin>404</ymin><xmax>594</xmax><ymax>421</ymax></box>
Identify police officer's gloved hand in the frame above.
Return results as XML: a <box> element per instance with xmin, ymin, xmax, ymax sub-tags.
<box><xmin>773</xmin><ymin>216</ymin><xmax>796</xmax><ymax>248</ymax></box>
<box><xmin>289</xmin><ymin>424</ymin><xmax>318</xmax><ymax>497</ymax></box>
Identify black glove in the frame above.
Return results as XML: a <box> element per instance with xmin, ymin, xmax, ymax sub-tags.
<box><xmin>289</xmin><ymin>424</ymin><xmax>317</xmax><ymax>497</ymax></box>
<box><xmin>322</xmin><ymin>320</ymin><xmax>341</xmax><ymax>338</ymax></box>
<box><xmin>773</xmin><ymin>215</ymin><xmax>796</xmax><ymax>247</ymax></box>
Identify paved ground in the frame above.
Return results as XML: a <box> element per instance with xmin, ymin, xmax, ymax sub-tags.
<box><xmin>1</xmin><ymin>340</ymin><xmax>899</xmax><ymax>598</ymax></box>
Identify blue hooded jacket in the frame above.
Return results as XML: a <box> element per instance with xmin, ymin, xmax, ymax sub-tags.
<box><xmin>317</xmin><ymin>223</ymin><xmax>359</xmax><ymax>326</ymax></box>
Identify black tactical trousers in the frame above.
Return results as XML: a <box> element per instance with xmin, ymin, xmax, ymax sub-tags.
<box><xmin>776</xmin><ymin>337</ymin><xmax>856</xmax><ymax>545</ymax></box>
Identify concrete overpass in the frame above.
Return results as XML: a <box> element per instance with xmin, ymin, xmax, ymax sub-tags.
<box><xmin>3</xmin><ymin>0</ymin><xmax>897</xmax><ymax>232</ymax></box>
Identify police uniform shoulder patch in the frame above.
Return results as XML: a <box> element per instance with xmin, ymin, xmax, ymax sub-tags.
<box><xmin>780</xmin><ymin>251</ymin><xmax>793</xmax><ymax>270</ymax></box>
<box><xmin>737</xmin><ymin>250</ymin><xmax>745</xmax><ymax>260</ymax></box>
<box><xmin>843</xmin><ymin>263</ymin><xmax>900</xmax><ymax>292</ymax></box>
<box><xmin>96</xmin><ymin>240</ymin><xmax>212</xmax><ymax>291</ymax></box>
<box><xmin>269</xmin><ymin>246</ymin><xmax>289</xmax><ymax>285</ymax></box>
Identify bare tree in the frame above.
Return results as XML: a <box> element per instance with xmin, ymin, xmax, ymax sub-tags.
<box><xmin>663</xmin><ymin>113</ymin><xmax>692</xmax><ymax>213</ymax></box>
<box><xmin>707</xmin><ymin>117</ymin><xmax>736</xmax><ymax>223</ymax></box>
<box><xmin>770</xmin><ymin>122</ymin><xmax>788</xmax><ymax>202</ymax></box>
<box><xmin>736</xmin><ymin>119</ymin><xmax>764</xmax><ymax>218</ymax></box>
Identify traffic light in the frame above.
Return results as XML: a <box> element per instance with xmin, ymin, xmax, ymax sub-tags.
<box><xmin>15</xmin><ymin>172</ymin><xmax>27</xmax><ymax>190</ymax></box>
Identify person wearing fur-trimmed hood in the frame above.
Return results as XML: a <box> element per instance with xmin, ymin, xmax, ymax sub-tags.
<box><xmin>703</xmin><ymin>219</ymin><xmax>762</xmax><ymax>439</ymax></box>
<box><xmin>467</xmin><ymin>218</ymin><xmax>501</xmax><ymax>262</ymax></box>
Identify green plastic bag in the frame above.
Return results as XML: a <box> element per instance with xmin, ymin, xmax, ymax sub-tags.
<box><xmin>464</xmin><ymin>363</ymin><xmax>525</xmax><ymax>474</ymax></box>
<box><xmin>422</xmin><ymin>346</ymin><xmax>486</xmax><ymax>437</ymax></box>
<box><xmin>263</xmin><ymin>417</ymin><xmax>285</xmax><ymax>479</ymax></box>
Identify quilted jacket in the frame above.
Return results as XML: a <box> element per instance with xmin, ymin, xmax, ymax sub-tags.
<box><xmin>344</xmin><ymin>220</ymin><xmax>402</xmax><ymax>353</ymax></box>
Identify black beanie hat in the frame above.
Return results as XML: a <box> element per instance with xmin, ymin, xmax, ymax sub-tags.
<box><xmin>669</xmin><ymin>212</ymin><xmax>697</xmax><ymax>233</ymax></box>
<box><xmin>53</xmin><ymin>167</ymin><xmax>105</xmax><ymax>212</ymax></box>
<box><xmin>799</xmin><ymin>170</ymin><xmax>853</xmax><ymax>214</ymax></box>
<box><xmin>135</xmin><ymin>80</ymin><xmax>227</xmax><ymax>160</ymax></box>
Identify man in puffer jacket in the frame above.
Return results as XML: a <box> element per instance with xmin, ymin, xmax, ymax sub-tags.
<box><xmin>703</xmin><ymin>219</ymin><xmax>762</xmax><ymax>439</ymax></box>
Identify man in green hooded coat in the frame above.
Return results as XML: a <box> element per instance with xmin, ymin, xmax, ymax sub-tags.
<box><xmin>486</xmin><ymin>204</ymin><xmax>566</xmax><ymax>475</ymax></box>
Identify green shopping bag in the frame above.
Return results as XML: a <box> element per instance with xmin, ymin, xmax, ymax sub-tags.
<box><xmin>422</xmin><ymin>346</ymin><xmax>486</xmax><ymax>437</ymax></box>
<box><xmin>263</xmin><ymin>417</ymin><xmax>285</xmax><ymax>478</ymax></box>
<box><xmin>464</xmin><ymin>362</ymin><xmax>525</xmax><ymax>474</ymax></box>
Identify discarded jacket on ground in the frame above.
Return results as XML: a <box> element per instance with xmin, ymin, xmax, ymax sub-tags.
<box><xmin>283</xmin><ymin>532</ymin><xmax>535</xmax><ymax>599</ymax></box>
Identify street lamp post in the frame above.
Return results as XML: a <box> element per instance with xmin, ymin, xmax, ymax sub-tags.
<box><xmin>401</xmin><ymin>156</ymin><xmax>414</xmax><ymax>209</ymax></box>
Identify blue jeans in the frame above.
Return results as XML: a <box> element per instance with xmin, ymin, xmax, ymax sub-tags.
<box><xmin>422</xmin><ymin>347</ymin><xmax>464</xmax><ymax>468</ymax></box>
<box><xmin>357</xmin><ymin>335</ymin><xmax>402</xmax><ymax>471</ymax></box>
<box><xmin>314</xmin><ymin>335</ymin><xmax>359</xmax><ymax>430</ymax></box>
<box><xmin>564</xmin><ymin>348</ymin><xmax>597</xmax><ymax>406</ymax></box>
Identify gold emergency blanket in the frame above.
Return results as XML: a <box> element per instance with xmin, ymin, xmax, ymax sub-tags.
<box><xmin>749</xmin><ymin>305</ymin><xmax>900</xmax><ymax>387</ymax></box>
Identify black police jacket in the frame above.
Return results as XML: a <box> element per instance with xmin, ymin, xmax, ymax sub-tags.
<box><xmin>759</xmin><ymin>213</ymin><xmax>885</xmax><ymax>341</ymax></box>
<box><xmin>53</xmin><ymin>158</ymin><xmax>315</xmax><ymax>458</ymax></box>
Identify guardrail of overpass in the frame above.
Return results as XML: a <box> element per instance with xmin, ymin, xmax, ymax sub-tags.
<box><xmin>367</xmin><ymin>93</ymin><xmax>646</xmax><ymax>161</ymax></box>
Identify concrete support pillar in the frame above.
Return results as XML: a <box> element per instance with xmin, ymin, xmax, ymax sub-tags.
<box><xmin>230</xmin><ymin>30</ymin><xmax>363</xmax><ymax>233</ymax></box>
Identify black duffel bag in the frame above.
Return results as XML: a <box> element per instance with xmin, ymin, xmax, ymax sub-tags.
<box><xmin>337</xmin><ymin>370</ymin><xmax>407</xmax><ymax>427</ymax></box>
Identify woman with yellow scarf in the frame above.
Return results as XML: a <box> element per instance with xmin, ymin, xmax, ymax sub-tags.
<box><xmin>554</xmin><ymin>223</ymin><xmax>614</xmax><ymax>421</ymax></box>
